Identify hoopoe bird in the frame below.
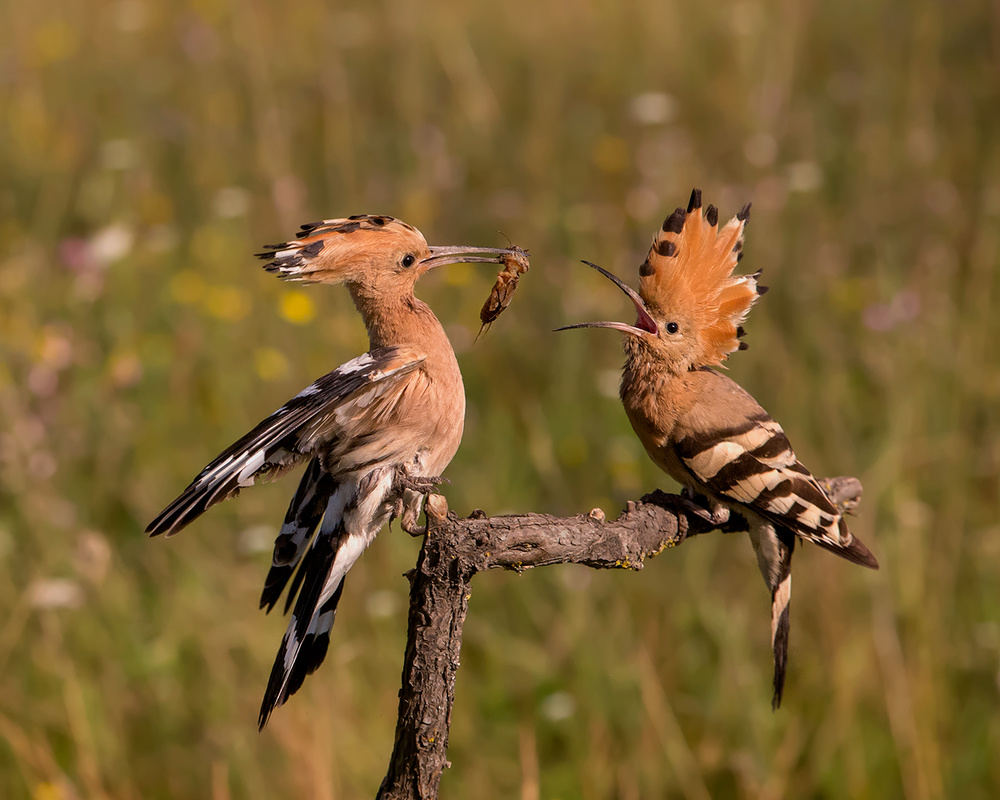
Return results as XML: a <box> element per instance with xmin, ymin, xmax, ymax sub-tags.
<box><xmin>559</xmin><ymin>190</ymin><xmax>878</xmax><ymax>708</ymax></box>
<box><xmin>147</xmin><ymin>216</ymin><xmax>521</xmax><ymax>729</ymax></box>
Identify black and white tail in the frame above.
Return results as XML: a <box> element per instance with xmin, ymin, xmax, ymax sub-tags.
<box><xmin>749</xmin><ymin>523</ymin><xmax>796</xmax><ymax>710</ymax></box>
<box><xmin>260</xmin><ymin>457</ymin><xmax>336</xmax><ymax>614</ymax></box>
<box><xmin>257</xmin><ymin>465</ymin><xmax>396</xmax><ymax>729</ymax></box>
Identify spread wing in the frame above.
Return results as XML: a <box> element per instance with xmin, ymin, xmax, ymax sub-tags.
<box><xmin>674</xmin><ymin>408</ymin><xmax>878</xmax><ymax>569</ymax></box>
<box><xmin>146</xmin><ymin>345</ymin><xmax>427</xmax><ymax>537</ymax></box>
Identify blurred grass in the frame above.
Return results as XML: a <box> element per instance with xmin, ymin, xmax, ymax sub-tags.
<box><xmin>2</xmin><ymin>0</ymin><xmax>999</xmax><ymax>797</ymax></box>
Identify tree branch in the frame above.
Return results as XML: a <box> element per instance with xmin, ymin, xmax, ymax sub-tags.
<box><xmin>377</xmin><ymin>477</ymin><xmax>862</xmax><ymax>799</ymax></box>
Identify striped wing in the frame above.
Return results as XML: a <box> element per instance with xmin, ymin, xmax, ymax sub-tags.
<box><xmin>674</xmin><ymin>412</ymin><xmax>878</xmax><ymax>568</ymax></box>
<box><xmin>146</xmin><ymin>345</ymin><xmax>426</xmax><ymax>537</ymax></box>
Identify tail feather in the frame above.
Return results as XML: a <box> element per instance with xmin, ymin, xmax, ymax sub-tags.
<box><xmin>260</xmin><ymin>458</ymin><xmax>337</xmax><ymax>613</ymax></box>
<box><xmin>258</xmin><ymin>527</ymin><xmax>346</xmax><ymax>730</ymax></box>
<box><xmin>749</xmin><ymin>523</ymin><xmax>795</xmax><ymax>710</ymax></box>
<box><xmin>281</xmin><ymin>550</ymin><xmax>311</xmax><ymax>615</ymax></box>
<box><xmin>257</xmin><ymin>467</ymin><xmax>395</xmax><ymax>729</ymax></box>
<box><xmin>283</xmin><ymin>582</ymin><xmax>344</xmax><ymax>699</ymax></box>
<box><xmin>771</xmin><ymin>586</ymin><xmax>791</xmax><ymax>710</ymax></box>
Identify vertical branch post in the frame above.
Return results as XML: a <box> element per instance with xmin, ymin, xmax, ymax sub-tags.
<box><xmin>378</xmin><ymin>496</ymin><xmax>472</xmax><ymax>800</ymax></box>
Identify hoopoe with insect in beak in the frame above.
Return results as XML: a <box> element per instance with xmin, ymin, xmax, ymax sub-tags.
<box><xmin>147</xmin><ymin>215</ymin><xmax>524</xmax><ymax>729</ymax></box>
<box><xmin>559</xmin><ymin>189</ymin><xmax>878</xmax><ymax>708</ymax></box>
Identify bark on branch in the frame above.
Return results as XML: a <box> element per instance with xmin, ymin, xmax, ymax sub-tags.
<box><xmin>376</xmin><ymin>477</ymin><xmax>862</xmax><ymax>800</ymax></box>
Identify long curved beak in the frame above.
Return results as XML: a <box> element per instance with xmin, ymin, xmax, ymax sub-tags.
<box><xmin>421</xmin><ymin>245</ymin><xmax>511</xmax><ymax>269</ymax></box>
<box><xmin>555</xmin><ymin>261</ymin><xmax>659</xmax><ymax>336</ymax></box>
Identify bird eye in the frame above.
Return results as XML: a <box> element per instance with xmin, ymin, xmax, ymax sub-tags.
<box><xmin>666</xmin><ymin>322</ymin><xmax>680</xmax><ymax>334</ymax></box>
<box><xmin>401</xmin><ymin>254</ymin><xmax>416</xmax><ymax>268</ymax></box>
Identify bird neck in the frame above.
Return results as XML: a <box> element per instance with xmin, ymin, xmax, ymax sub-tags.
<box><xmin>620</xmin><ymin>340</ymin><xmax>693</xmax><ymax>442</ymax></box>
<box><xmin>621</xmin><ymin>336</ymin><xmax>688</xmax><ymax>384</ymax></box>
<box><xmin>348</xmin><ymin>284</ymin><xmax>451</xmax><ymax>352</ymax></box>
<box><xmin>621</xmin><ymin>348</ymin><xmax>669</xmax><ymax>406</ymax></box>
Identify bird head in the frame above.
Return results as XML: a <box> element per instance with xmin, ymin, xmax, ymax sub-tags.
<box><xmin>257</xmin><ymin>215</ymin><xmax>511</xmax><ymax>295</ymax></box>
<box><xmin>558</xmin><ymin>189</ymin><xmax>765</xmax><ymax>374</ymax></box>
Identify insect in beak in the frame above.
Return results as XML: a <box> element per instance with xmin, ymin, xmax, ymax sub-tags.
<box><xmin>476</xmin><ymin>245</ymin><xmax>531</xmax><ymax>340</ymax></box>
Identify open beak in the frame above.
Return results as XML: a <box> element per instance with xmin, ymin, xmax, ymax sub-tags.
<box><xmin>421</xmin><ymin>245</ymin><xmax>511</xmax><ymax>270</ymax></box>
<box><xmin>555</xmin><ymin>261</ymin><xmax>659</xmax><ymax>336</ymax></box>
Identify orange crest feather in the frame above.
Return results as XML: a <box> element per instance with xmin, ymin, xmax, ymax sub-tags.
<box><xmin>256</xmin><ymin>216</ymin><xmax>424</xmax><ymax>282</ymax></box>
<box><xmin>639</xmin><ymin>189</ymin><xmax>763</xmax><ymax>367</ymax></box>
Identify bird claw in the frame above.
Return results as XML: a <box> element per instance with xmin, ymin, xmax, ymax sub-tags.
<box><xmin>390</xmin><ymin>493</ymin><xmax>428</xmax><ymax>536</ymax></box>
<box><xmin>400</xmin><ymin>513</ymin><xmax>426</xmax><ymax>537</ymax></box>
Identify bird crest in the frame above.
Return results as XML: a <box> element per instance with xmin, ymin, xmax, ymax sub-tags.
<box><xmin>256</xmin><ymin>215</ymin><xmax>424</xmax><ymax>283</ymax></box>
<box><xmin>638</xmin><ymin>189</ymin><xmax>764</xmax><ymax>367</ymax></box>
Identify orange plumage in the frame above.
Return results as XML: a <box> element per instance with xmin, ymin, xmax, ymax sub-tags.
<box><xmin>638</xmin><ymin>189</ymin><xmax>761</xmax><ymax>368</ymax></box>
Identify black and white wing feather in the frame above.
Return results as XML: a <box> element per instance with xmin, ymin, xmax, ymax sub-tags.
<box><xmin>146</xmin><ymin>345</ymin><xmax>426</xmax><ymax>537</ymax></box>
<box><xmin>674</xmin><ymin>409</ymin><xmax>878</xmax><ymax>569</ymax></box>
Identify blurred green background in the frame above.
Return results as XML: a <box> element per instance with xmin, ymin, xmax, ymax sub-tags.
<box><xmin>2</xmin><ymin>0</ymin><xmax>999</xmax><ymax>797</ymax></box>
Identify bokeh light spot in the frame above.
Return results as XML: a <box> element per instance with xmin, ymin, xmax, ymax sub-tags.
<box><xmin>109</xmin><ymin>349</ymin><xmax>143</xmax><ymax>388</ymax></box>
<box><xmin>592</xmin><ymin>135</ymin><xmax>629</xmax><ymax>173</ymax></box>
<box><xmin>169</xmin><ymin>270</ymin><xmax>206</xmax><ymax>305</ymax></box>
<box><xmin>33</xmin><ymin>20</ymin><xmax>78</xmax><ymax>65</ymax></box>
<box><xmin>204</xmin><ymin>286</ymin><xmax>251</xmax><ymax>321</ymax></box>
<box><xmin>279</xmin><ymin>290</ymin><xmax>316</xmax><ymax>325</ymax></box>
<box><xmin>255</xmin><ymin>347</ymin><xmax>289</xmax><ymax>381</ymax></box>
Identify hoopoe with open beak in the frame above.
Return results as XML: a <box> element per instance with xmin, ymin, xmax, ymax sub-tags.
<box><xmin>147</xmin><ymin>216</ymin><xmax>521</xmax><ymax>729</ymax></box>
<box><xmin>559</xmin><ymin>190</ymin><xmax>878</xmax><ymax>708</ymax></box>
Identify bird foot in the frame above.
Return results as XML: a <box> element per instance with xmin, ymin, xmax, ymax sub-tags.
<box><xmin>390</xmin><ymin>469</ymin><xmax>451</xmax><ymax>536</ymax></box>
<box><xmin>393</xmin><ymin>468</ymin><xmax>449</xmax><ymax>496</ymax></box>
<box><xmin>670</xmin><ymin>492</ymin><xmax>731</xmax><ymax>529</ymax></box>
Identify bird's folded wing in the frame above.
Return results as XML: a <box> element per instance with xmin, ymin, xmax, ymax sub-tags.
<box><xmin>146</xmin><ymin>345</ymin><xmax>426</xmax><ymax>537</ymax></box>
<box><xmin>673</xmin><ymin>412</ymin><xmax>847</xmax><ymax>548</ymax></box>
